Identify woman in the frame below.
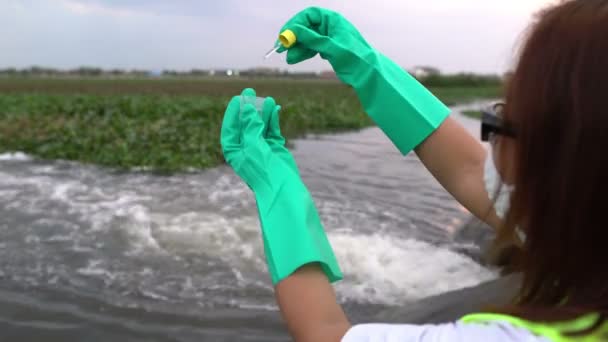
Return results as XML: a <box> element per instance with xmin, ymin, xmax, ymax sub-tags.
<box><xmin>220</xmin><ymin>1</ymin><xmax>608</xmax><ymax>341</ymax></box>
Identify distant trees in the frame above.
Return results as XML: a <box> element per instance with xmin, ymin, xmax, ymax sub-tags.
<box><xmin>410</xmin><ymin>66</ymin><xmax>502</xmax><ymax>88</ymax></box>
<box><xmin>70</xmin><ymin>67</ymin><xmax>103</xmax><ymax>76</ymax></box>
<box><xmin>0</xmin><ymin>66</ymin><xmax>504</xmax><ymax>86</ymax></box>
<box><xmin>0</xmin><ymin>66</ymin><xmax>61</xmax><ymax>77</ymax></box>
<box><xmin>0</xmin><ymin>66</ymin><xmax>153</xmax><ymax>78</ymax></box>
<box><xmin>420</xmin><ymin>73</ymin><xmax>502</xmax><ymax>87</ymax></box>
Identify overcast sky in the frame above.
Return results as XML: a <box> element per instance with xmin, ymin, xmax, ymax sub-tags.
<box><xmin>0</xmin><ymin>0</ymin><xmax>557</xmax><ymax>73</ymax></box>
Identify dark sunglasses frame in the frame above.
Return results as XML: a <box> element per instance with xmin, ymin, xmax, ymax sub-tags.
<box><xmin>481</xmin><ymin>103</ymin><xmax>517</xmax><ymax>141</ymax></box>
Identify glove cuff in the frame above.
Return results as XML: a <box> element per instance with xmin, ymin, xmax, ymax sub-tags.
<box><xmin>253</xmin><ymin>162</ymin><xmax>343</xmax><ymax>285</ymax></box>
<box><xmin>332</xmin><ymin>49</ymin><xmax>451</xmax><ymax>154</ymax></box>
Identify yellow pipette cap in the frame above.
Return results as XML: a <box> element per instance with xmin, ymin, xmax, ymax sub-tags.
<box><xmin>279</xmin><ymin>29</ymin><xmax>297</xmax><ymax>48</ymax></box>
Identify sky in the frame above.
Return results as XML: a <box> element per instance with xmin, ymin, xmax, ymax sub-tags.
<box><xmin>0</xmin><ymin>0</ymin><xmax>558</xmax><ymax>74</ymax></box>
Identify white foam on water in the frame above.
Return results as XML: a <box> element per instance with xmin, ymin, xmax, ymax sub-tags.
<box><xmin>77</xmin><ymin>259</ymin><xmax>117</xmax><ymax>281</ymax></box>
<box><xmin>207</xmin><ymin>174</ymin><xmax>254</xmax><ymax>211</ymax></box>
<box><xmin>153</xmin><ymin>211</ymin><xmax>267</xmax><ymax>272</ymax></box>
<box><xmin>114</xmin><ymin>204</ymin><xmax>161</xmax><ymax>253</ymax></box>
<box><xmin>0</xmin><ymin>188</ymin><xmax>20</xmax><ymax>200</ymax></box>
<box><xmin>330</xmin><ymin>232</ymin><xmax>498</xmax><ymax>305</ymax></box>
<box><xmin>32</xmin><ymin>218</ymin><xmax>81</xmax><ymax>232</ymax></box>
<box><xmin>140</xmin><ymin>289</ymin><xmax>170</xmax><ymax>301</ymax></box>
<box><xmin>0</xmin><ymin>152</ymin><xmax>31</xmax><ymax>161</ymax></box>
<box><xmin>149</xmin><ymin>209</ymin><xmax>497</xmax><ymax>307</ymax></box>
<box><xmin>0</xmin><ymin>167</ymin><xmax>163</xmax><ymax>254</ymax></box>
<box><xmin>1</xmin><ymin>160</ymin><xmax>497</xmax><ymax>309</ymax></box>
<box><xmin>24</xmin><ymin>234</ymin><xmax>41</xmax><ymax>245</ymax></box>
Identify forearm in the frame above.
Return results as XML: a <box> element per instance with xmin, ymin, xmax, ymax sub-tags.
<box><xmin>275</xmin><ymin>263</ymin><xmax>351</xmax><ymax>342</ymax></box>
<box><xmin>414</xmin><ymin>116</ymin><xmax>501</xmax><ymax>228</ymax></box>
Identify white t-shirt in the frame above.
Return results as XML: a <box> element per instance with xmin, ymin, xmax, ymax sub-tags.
<box><xmin>342</xmin><ymin>321</ymin><xmax>549</xmax><ymax>342</ymax></box>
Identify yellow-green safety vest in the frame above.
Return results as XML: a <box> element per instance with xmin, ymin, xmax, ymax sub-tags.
<box><xmin>461</xmin><ymin>313</ymin><xmax>608</xmax><ymax>341</ymax></box>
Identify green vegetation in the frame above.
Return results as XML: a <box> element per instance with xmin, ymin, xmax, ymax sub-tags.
<box><xmin>462</xmin><ymin>110</ymin><xmax>482</xmax><ymax>119</ymax></box>
<box><xmin>419</xmin><ymin>73</ymin><xmax>502</xmax><ymax>88</ymax></box>
<box><xmin>0</xmin><ymin>78</ymin><xmax>501</xmax><ymax>172</ymax></box>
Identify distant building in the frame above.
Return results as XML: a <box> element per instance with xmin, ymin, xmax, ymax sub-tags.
<box><xmin>148</xmin><ymin>70</ymin><xmax>162</xmax><ymax>78</ymax></box>
<box><xmin>242</xmin><ymin>67</ymin><xmax>283</xmax><ymax>77</ymax></box>
<box><xmin>411</xmin><ymin>66</ymin><xmax>440</xmax><ymax>79</ymax></box>
<box><xmin>319</xmin><ymin>70</ymin><xmax>338</xmax><ymax>80</ymax></box>
<box><xmin>208</xmin><ymin>69</ymin><xmax>239</xmax><ymax>77</ymax></box>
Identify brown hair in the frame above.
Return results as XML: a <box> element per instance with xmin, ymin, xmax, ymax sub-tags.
<box><xmin>494</xmin><ymin>0</ymin><xmax>608</xmax><ymax>334</ymax></box>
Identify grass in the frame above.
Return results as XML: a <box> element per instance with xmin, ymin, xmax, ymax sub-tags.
<box><xmin>461</xmin><ymin>110</ymin><xmax>482</xmax><ymax>119</ymax></box>
<box><xmin>0</xmin><ymin>78</ymin><xmax>501</xmax><ymax>172</ymax></box>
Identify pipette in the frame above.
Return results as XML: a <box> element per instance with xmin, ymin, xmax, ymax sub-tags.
<box><xmin>264</xmin><ymin>30</ymin><xmax>297</xmax><ymax>59</ymax></box>
<box><xmin>264</xmin><ymin>44</ymin><xmax>281</xmax><ymax>59</ymax></box>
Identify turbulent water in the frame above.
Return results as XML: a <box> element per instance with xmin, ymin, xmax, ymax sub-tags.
<box><xmin>0</xmin><ymin>104</ymin><xmax>498</xmax><ymax>341</ymax></box>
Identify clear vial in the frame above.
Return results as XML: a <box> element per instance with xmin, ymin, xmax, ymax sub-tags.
<box><xmin>239</xmin><ymin>96</ymin><xmax>266</xmax><ymax>117</ymax></box>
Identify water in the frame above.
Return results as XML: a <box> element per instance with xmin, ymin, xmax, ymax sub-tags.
<box><xmin>0</xmin><ymin>104</ymin><xmax>498</xmax><ymax>341</ymax></box>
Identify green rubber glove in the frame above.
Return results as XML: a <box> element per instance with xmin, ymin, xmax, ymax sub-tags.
<box><xmin>221</xmin><ymin>88</ymin><xmax>342</xmax><ymax>285</ymax></box>
<box><xmin>249</xmin><ymin>91</ymin><xmax>300</xmax><ymax>174</ymax></box>
<box><xmin>278</xmin><ymin>7</ymin><xmax>451</xmax><ymax>154</ymax></box>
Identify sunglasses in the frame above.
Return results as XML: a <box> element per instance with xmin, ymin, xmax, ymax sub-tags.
<box><xmin>481</xmin><ymin>102</ymin><xmax>517</xmax><ymax>142</ymax></box>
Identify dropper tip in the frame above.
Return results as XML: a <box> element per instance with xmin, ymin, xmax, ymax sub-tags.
<box><xmin>264</xmin><ymin>45</ymin><xmax>280</xmax><ymax>59</ymax></box>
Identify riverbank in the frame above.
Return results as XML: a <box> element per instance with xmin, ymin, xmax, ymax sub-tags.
<box><xmin>0</xmin><ymin>103</ymin><xmax>503</xmax><ymax>341</ymax></box>
<box><xmin>0</xmin><ymin>78</ymin><xmax>501</xmax><ymax>171</ymax></box>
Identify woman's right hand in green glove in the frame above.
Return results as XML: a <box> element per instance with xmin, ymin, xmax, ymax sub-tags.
<box><xmin>278</xmin><ymin>8</ymin><xmax>501</xmax><ymax>235</ymax></box>
<box><xmin>278</xmin><ymin>7</ymin><xmax>451</xmax><ymax>156</ymax></box>
<box><xmin>278</xmin><ymin>7</ymin><xmax>373</xmax><ymax>69</ymax></box>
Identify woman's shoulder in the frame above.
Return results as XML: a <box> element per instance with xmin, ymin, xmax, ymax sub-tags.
<box><xmin>342</xmin><ymin>321</ymin><xmax>549</xmax><ymax>342</ymax></box>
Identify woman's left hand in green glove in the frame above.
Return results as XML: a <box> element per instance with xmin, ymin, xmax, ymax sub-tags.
<box><xmin>220</xmin><ymin>88</ymin><xmax>342</xmax><ymax>285</ymax></box>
